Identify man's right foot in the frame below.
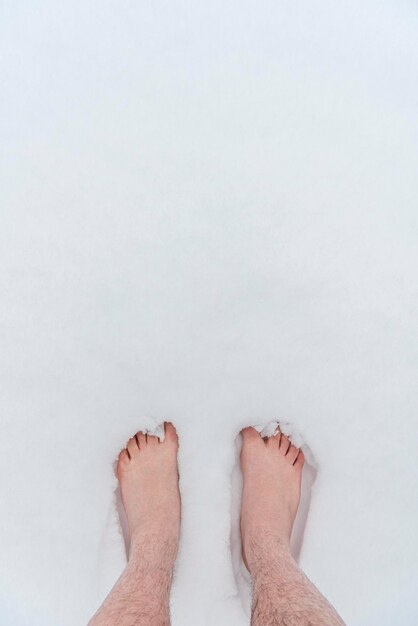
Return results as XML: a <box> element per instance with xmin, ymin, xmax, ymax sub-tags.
<box><xmin>240</xmin><ymin>426</ymin><xmax>304</xmax><ymax>570</ymax></box>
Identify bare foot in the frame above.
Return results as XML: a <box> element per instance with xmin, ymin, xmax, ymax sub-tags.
<box><xmin>116</xmin><ymin>422</ymin><xmax>181</xmax><ymax>556</ymax></box>
<box><xmin>88</xmin><ymin>424</ymin><xmax>180</xmax><ymax>625</ymax></box>
<box><xmin>240</xmin><ymin>426</ymin><xmax>304</xmax><ymax>571</ymax></box>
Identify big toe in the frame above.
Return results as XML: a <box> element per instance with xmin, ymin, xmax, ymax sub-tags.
<box><xmin>241</xmin><ymin>427</ymin><xmax>264</xmax><ymax>446</ymax></box>
<box><xmin>241</xmin><ymin>426</ymin><xmax>258</xmax><ymax>438</ymax></box>
<box><xmin>164</xmin><ymin>422</ymin><xmax>179</xmax><ymax>446</ymax></box>
<box><xmin>117</xmin><ymin>448</ymin><xmax>130</xmax><ymax>476</ymax></box>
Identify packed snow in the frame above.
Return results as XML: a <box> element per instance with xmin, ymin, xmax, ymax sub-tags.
<box><xmin>1</xmin><ymin>1</ymin><xmax>417</xmax><ymax>625</ymax></box>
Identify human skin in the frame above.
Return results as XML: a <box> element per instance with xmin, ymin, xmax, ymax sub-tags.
<box><xmin>240</xmin><ymin>426</ymin><xmax>345</xmax><ymax>626</ymax></box>
<box><xmin>89</xmin><ymin>423</ymin><xmax>345</xmax><ymax>626</ymax></box>
<box><xmin>88</xmin><ymin>423</ymin><xmax>180</xmax><ymax>626</ymax></box>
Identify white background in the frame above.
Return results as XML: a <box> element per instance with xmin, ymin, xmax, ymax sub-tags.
<box><xmin>1</xmin><ymin>1</ymin><xmax>417</xmax><ymax>624</ymax></box>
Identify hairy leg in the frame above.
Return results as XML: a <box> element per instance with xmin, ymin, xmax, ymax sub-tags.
<box><xmin>249</xmin><ymin>535</ymin><xmax>345</xmax><ymax>626</ymax></box>
<box><xmin>240</xmin><ymin>427</ymin><xmax>345</xmax><ymax>626</ymax></box>
<box><xmin>89</xmin><ymin>423</ymin><xmax>180</xmax><ymax>626</ymax></box>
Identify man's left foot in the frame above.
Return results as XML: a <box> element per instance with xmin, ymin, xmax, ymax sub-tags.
<box><xmin>116</xmin><ymin>422</ymin><xmax>181</xmax><ymax>557</ymax></box>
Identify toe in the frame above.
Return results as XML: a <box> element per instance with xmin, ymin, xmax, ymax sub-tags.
<box><xmin>294</xmin><ymin>449</ymin><xmax>305</xmax><ymax>469</ymax></box>
<box><xmin>117</xmin><ymin>449</ymin><xmax>130</xmax><ymax>476</ymax></box>
<box><xmin>241</xmin><ymin>428</ymin><xmax>265</xmax><ymax>460</ymax></box>
<box><xmin>147</xmin><ymin>434</ymin><xmax>159</xmax><ymax>446</ymax></box>
<box><xmin>286</xmin><ymin>444</ymin><xmax>299</xmax><ymax>464</ymax></box>
<box><xmin>279</xmin><ymin>434</ymin><xmax>291</xmax><ymax>455</ymax></box>
<box><xmin>137</xmin><ymin>432</ymin><xmax>147</xmax><ymax>447</ymax></box>
<box><xmin>241</xmin><ymin>427</ymin><xmax>261</xmax><ymax>442</ymax></box>
<box><xmin>266</xmin><ymin>434</ymin><xmax>279</xmax><ymax>449</ymax></box>
<box><xmin>268</xmin><ymin>427</ymin><xmax>281</xmax><ymax>447</ymax></box>
<box><xmin>127</xmin><ymin>437</ymin><xmax>139</xmax><ymax>458</ymax></box>
<box><xmin>118</xmin><ymin>448</ymin><xmax>130</xmax><ymax>464</ymax></box>
<box><xmin>164</xmin><ymin>422</ymin><xmax>178</xmax><ymax>445</ymax></box>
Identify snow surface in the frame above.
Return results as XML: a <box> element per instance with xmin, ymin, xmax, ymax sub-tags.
<box><xmin>1</xmin><ymin>1</ymin><xmax>418</xmax><ymax>624</ymax></box>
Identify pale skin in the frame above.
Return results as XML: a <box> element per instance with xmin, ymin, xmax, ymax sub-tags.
<box><xmin>89</xmin><ymin>423</ymin><xmax>345</xmax><ymax>626</ymax></box>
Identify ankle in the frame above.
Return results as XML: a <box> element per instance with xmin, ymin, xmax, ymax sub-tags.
<box><xmin>243</xmin><ymin>530</ymin><xmax>292</xmax><ymax>574</ymax></box>
<box><xmin>129</xmin><ymin>528</ymin><xmax>179</xmax><ymax>565</ymax></box>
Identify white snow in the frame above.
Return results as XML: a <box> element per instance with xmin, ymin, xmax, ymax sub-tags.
<box><xmin>1</xmin><ymin>1</ymin><xmax>418</xmax><ymax>624</ymax></box>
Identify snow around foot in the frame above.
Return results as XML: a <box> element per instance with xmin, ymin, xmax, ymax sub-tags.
<box><xmin>240</xmin><ymin>426</ymin><xmax>304</xmax><ymax>571</ymax></box>
<box><xmin>116</xmin><ymin>422</ymin><xmax>181</xmax><ymax>556</ymax></box>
